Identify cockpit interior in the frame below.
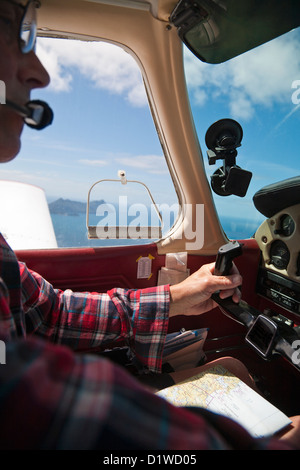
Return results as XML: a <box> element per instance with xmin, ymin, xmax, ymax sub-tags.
<box><xmin>2</xmin><ymin>0</ymin><xmax>300</xmax><ymax>422</ymax></box>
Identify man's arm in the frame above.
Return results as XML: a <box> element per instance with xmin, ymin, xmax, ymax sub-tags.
<box><xmin>19</xmin><ymin>260</ymin><xmax>242</xmax><ymax>372</ymax></box>
<box><xmin>20</xmin><ymin>262</ymin><xmax>170</xmax><ymax>372</ymax></box>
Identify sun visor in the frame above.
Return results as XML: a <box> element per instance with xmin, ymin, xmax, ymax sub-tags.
<box><xmin>170</xmin><ymin>0</ymin><xmax>300</xmax><ymax>64</ymax></box>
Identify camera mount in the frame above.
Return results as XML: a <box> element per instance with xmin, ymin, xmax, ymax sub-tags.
<box><xmin>205</xmin><ymin>118</ymin><xmax>252</xmax><ymax>197</ymax></box>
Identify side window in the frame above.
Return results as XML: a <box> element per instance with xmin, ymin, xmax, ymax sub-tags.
<box><xmin>184</xmin><ymin>28</ymin><xmax>300</xmax><ymax>239</ymax></box>
<box><xmin>1</xmin><ymin>38</ymin><xmax>178</xmax><ymax>249</ymax></box>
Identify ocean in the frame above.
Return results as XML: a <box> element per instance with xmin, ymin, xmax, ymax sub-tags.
<box><xmin>50</xmin><ymin>213</ymin><xmax>264</xmax><ymax>248</ymax></box>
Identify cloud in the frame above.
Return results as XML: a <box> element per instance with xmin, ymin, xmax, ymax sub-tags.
<box><xmin>36</xmin><ymin>38</ymin><xmax>148</xmax><ymax>107</ymax></box>
<box><xmin>79</xmin><ymin>159</ymin><xmax>108</xmax><ymax>167</ymax></box>
<box><xmin>0</xmin><ymin>169</ymin><xmax>54</xmax><ymax>187</ymax></box>
<box><xmin>115</xmin><ymin>154</ymin><xmax>168</xmax><ymax>174</ymax></box>
<box><xmin>184</xmin><ymin>30</ymin><xmax>300</xmax><ymax>120</ymax></box>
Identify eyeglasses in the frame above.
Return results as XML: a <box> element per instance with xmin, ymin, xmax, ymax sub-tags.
<box><xmin>20</xmin><ymin>0</ymin><xmax>40</xmax><ymax>53</ymax></box>
<box><xmin>0</xmin><ymin>0</ymin><xmax>40</xmax><ymax>53</ymax></box>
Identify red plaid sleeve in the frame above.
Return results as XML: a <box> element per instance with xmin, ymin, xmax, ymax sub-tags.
<box><xmin>19</xmin><ymin>262</ymin><xmax>170</xmax><ymax>372</ymax></box>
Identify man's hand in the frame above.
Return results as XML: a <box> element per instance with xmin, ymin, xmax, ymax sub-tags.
<box><xmin>169</xmin><ymin>262</ymin><xmax>242</xmax><ymax>317</ymax></box>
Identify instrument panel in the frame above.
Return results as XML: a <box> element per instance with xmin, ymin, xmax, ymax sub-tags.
<box><xmin>255</xmin><ymin>203</ymin><xmax>300</xmax><ymax>316</ymax></box>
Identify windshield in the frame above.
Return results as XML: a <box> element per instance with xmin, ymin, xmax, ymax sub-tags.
<box><xmin>185</xmin><ymin>27</ymin><xmax>300</xmax><ymax>239</ymax></box>
<box><xmin>1</xmin><ymin>38</ymin><xmax>179</xmax><ymax>249</ymax></box>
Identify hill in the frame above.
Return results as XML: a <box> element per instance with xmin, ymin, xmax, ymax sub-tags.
<box><xmin>49</xmin><ymin>198</ymin><xmax>105</xmax><ymax>216</ymax></box>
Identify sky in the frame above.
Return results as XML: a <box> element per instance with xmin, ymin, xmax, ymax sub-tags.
<box><xmin>2</xmin><ymin>27</ymin><xmax>300</xmax><ymax>233</ymax></box>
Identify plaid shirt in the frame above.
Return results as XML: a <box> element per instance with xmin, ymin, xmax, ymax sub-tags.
<box><xmin>0</xmin><ymin>234</ymin><xmax>292</xmax><ymax>450</ymax></box>
<box><xmin>0</xmin><ymin>233</ymin><xmax>169</xmax><ymax>372</ymax></box>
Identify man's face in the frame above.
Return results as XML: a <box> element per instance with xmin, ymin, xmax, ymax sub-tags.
<box><xmin>0</xmin><ymin>0</ymin><xmax>49</xmax><ymax>162</ymax></box>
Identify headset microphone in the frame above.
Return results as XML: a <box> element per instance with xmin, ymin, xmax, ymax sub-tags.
<box><xmin>6</xmin><ymin>99</ymin><xmax>54</xmax><ymax>130</ymax></box>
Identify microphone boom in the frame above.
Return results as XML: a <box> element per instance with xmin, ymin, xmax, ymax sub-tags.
<box><xmin>6</xmin><ymin>99</ymin><xmax>53</xmax><ymax>130</ymax></box>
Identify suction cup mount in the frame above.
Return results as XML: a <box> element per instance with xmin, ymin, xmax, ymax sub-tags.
<box><xmin>205</xmin><ymin>119</ymin><xmax>252</xmax><ymax>197</ymax></box>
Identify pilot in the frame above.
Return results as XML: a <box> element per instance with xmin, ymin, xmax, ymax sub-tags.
<box><xmin>0</xmin><ymin>0</ymin><xmax>299</xmax><ymax>450</ymax></box>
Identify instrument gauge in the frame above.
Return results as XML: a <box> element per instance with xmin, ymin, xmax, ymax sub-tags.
<box><xmin>278</xmin><ymin>214</ymin><xmax>295</xmax><ymax>237</ymax></box>
<box><xmin>269</xmin><ymin>240</ymin><xmax>290</xmax><ymax>270</ymax></box>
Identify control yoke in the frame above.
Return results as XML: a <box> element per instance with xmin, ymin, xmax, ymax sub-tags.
<box><xmin>212</xmin><ymin>241</ymin><xmax>300</xmax><ymax>371</ymax></box>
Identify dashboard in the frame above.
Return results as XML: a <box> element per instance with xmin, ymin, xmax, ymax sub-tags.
<box><xmin>255</xmin><ymin>203</ymin><xmax>300</xmax><ymax>317</ymax></box>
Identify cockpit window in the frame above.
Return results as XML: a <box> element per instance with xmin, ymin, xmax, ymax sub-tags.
<box><xmin>1</xmin><ymin>38</ymin><xmax>179</xmax><ymax>249</ymax></box>
<box><xmin>185</xmin><ymin>27</ymin><xmax>300</xmax><ymax>239</ymax></box>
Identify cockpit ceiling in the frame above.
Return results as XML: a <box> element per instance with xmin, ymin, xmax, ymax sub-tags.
<box><xmin>47</xmin><ymin>0</ymin><xmax>177</xmax><ymax>21</ymax></box>
<box><xmin>82</xmin><ymin>0</ymin><xmax>178</xmax><ymax>20</ymax></box>
<box><xmin>37</xmin><ymin>0</ymin><xmax>179</xmax><ymax>42</ymax></box>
